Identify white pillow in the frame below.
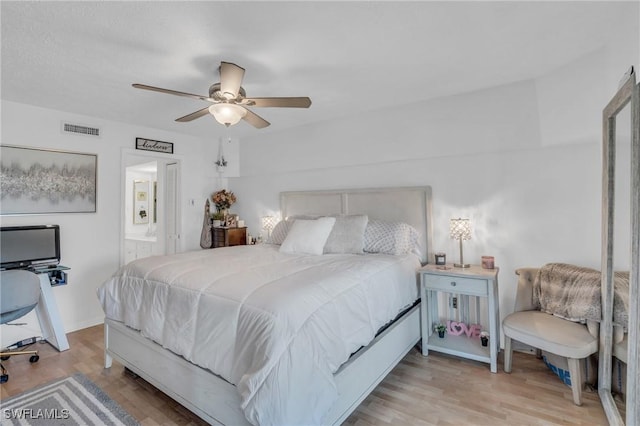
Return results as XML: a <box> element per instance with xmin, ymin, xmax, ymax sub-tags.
<box><xmin>279</xmin><ymin>217</ymin><xmax>336</xmax><ymax>255</ymax></box>
<box><xmin>324</xmin><ymin>215</ymin><xmax>368</xmax><ymax>254</ymax></box>
<box><xmin>267</xmin><ymin>215</ymin><xmax>320</xmax><ymax>245</ymax></box>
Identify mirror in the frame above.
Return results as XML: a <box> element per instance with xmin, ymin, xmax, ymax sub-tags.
<box><xmin>599</xmin><ymin>68</ymin><xmax>639</xmax><ymax>425</ymax></box>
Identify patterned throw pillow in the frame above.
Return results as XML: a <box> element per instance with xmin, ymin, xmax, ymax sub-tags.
<box><xmin>363</xmin><ymin>219</ymin><xmax>421</xmax><ymax>256</ymax></box>
<box><xmin>267</xmin><ymin>219</ymin><xmax>291</xmax><ymax>244</ymax></box>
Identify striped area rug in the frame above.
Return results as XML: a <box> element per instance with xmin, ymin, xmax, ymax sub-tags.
<box><xmin>1</xmin><ymin>373</ymin><xmax>138</xmax><ymax>425</ymax></box>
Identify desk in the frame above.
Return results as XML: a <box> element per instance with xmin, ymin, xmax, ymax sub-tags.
<box><xmin>32</xmin><ymin>267</ymin><xmax>70</xmax><ymax>351</ymax></box>
<box><xmin>420</xmin><ymin>264</ymin><xmax>499</xmax><ymax>372</ymax></box>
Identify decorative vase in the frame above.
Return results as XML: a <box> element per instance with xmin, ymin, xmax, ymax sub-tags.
<box><xmin>438</xmin><ymin>330</ymin><xmax>445</xmax><ymax>338</ymax></box>
<box><xmin>213</xmin><ymin>220</ymin><xmax>221</xmax><ymax>227</ymax></box>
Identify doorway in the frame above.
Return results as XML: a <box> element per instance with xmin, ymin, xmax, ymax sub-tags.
<box><xmin>121</xmin><ymin>150</ymin><xmax>181</xmax><ymax>265</ymax></box>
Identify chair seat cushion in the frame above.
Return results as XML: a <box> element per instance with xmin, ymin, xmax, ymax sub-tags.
<box><xmin>503</xmin><ymin>311</ymin><xmax>597</xmax><ymax>359</ymax></box>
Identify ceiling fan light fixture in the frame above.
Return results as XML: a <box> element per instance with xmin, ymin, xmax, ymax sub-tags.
<box><xmin>133</xmin><ymin>61</ymin><xmax>309</xmax><ymax>129</ymax></box>
<box><xmin>208</xmin><ymin>103</ymin><xmax>246</xmax><ymax>126</ymax></box>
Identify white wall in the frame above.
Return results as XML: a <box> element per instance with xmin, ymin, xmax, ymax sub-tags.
<box><xmin>230</xmin><ymin>33</ymin><xmax>639</xmax><ymax>329</ymax></box>
<box><xmin>0</xmin><ymin>101</ymin><xmax>225</xmax><ymax>346</ymax></box>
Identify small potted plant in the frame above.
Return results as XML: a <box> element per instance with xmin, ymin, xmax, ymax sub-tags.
<box><xmin>211</xmin><ymin>211</ymin><xmax>225</xmax><ymax>227</ymax></box>
<box><xmin>480</xmin><ymin>331</ymin><xmax>489</xmax><ymax>347</ymax></box>
<box><xmin>434</xmin><ymin>323</ymin><xmax>447</xmax><ymax>338</ymax></box>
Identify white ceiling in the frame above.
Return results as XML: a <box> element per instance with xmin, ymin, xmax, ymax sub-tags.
<box><xmin>1</xmin><ymin>1</ymin><xmax>637</xmax><ymax>140</ymax></box>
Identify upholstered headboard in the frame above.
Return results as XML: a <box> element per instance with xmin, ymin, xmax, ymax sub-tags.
<box><xmin>280</xmin><ymin>186</ymin><xmax>433</xmax><ymax>264</ymax></box>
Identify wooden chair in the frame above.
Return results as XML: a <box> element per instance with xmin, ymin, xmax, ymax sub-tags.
<box><xmin>502</xmin><ymin>267</ymin><xmax>598</xmax><ymax>406</ymax></box>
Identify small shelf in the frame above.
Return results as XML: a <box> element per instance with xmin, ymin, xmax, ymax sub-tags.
<box><xmin>32</xmin><ymin>265</ymin><xmax>69</xmax><ymax>286</ymax></box>
<box><xmin>426</xmin><ymin>334</ymin><xmax>490</xmax><ymax>363</ymax></box>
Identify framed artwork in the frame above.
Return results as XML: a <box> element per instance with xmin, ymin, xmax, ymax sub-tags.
<box><xmin>0</xmin><ymin>145</ymin><xmax>97</xmax><ymax>215</ymax></box>
<box><xmin>133</xmin><ymin>180</ymin><xmax>149</xmax><ymax>224</ymax></box>
<box><xmin>226</xmin><ymin>214</ymin><xmax>238</xmax><ymax>228</ymax></box>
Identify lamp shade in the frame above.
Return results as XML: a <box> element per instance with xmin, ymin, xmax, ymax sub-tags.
<box><xmin>209</xmin><ymin>103</ymin><xmax>247</xmax><ymax>126</ymax></box>
<box><xmin>450</xmin><ymin>218</ymin><xmax>471</xmax><ymax>240</ymax></box>
<box><xmin>261</xmin><ymin>215</ymin><xmax>277</xmax><ymax>231</ymax></box>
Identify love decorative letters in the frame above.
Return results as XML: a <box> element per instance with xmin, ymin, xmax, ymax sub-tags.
<box><xmin>446</xmin><ymin>321</ymin><xmax>482</xmax><ymax>338</ymax></box>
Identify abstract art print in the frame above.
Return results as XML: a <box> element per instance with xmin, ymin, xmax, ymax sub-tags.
<box><xmin>0</xmin><ymin>145</ymin><xmax>97</xmax><ymax>214</ymax></box>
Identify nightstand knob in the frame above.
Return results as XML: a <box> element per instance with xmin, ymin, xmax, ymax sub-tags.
<box><xmin>450</xmin><ymin>281</ymin><xmax>457</xmax><ymax>287</ymax></box>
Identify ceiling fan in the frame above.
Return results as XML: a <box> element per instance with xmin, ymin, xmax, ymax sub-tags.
<box><xmin>132</xmin><ymin>61</ymin><xmax>312</xmax><ymax>129</ymax></box>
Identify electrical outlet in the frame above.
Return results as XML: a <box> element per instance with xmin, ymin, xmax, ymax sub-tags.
<box><xmin>452</xmin><ymin>296</ymin><xmax>458</xmax><ymax>309</ymax></box>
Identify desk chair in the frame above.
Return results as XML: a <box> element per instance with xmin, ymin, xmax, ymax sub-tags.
<box><xmin>1</xmin><ymin>269</ymin><xmax>41</xmax><ymax>383</ymax></box>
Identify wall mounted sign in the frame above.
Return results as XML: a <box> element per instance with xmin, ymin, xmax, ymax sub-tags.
<box><xmin>0</xmin><ymin>145</ymin><xmax>97</xmax><ymax>215</ymax></box>
<box><xmin>135</xmin><ymin>137</ymin><xmax>173</xmax><ymax>154</ymax></box>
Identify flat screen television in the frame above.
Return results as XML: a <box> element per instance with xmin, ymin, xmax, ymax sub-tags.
<box><xmin>0</xmin><ymin>225</ymin><xmax>61</xmax><ymax>270</ymax></box>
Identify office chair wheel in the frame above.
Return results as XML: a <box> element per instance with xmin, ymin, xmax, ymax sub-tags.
<box><xmin>0</xmin><ymin>356</ymin><xmax>9</xmax><ymax>361</ymax></box>
<box><xmin>29</xmin><ymin>355</ymin><xmax>39</xmax><ymax>363</ymax></box>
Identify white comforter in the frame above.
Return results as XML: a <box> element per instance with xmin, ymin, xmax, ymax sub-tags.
<box><xmin>97</xmin><ymin>244</ymin><xmax>420</xmax><ymax>425</ymax></box>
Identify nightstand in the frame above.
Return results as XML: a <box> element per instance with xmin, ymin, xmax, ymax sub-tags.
<box><xmin>419</xmin><ymin>264</ymin><xmax>500</xmax><ymax>373</ymax></box>
<box><xmin>212</xmin><ymin>227</ymin><xmax>247</xmax><ymax>248</ymax></box>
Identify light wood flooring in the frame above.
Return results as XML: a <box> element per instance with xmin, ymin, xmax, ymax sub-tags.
<box><xmin>0</xmin><ymin>325</ymin><xmax>610</xmax><ymax>425</ymax></box>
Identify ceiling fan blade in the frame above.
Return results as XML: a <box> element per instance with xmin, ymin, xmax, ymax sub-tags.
<box><xmin>244</xmin><ymin>97</ymin><xmax>312</xmax><ymax>108</ymax></box>
<box><xmin>219</xmin><ymin>62</ymin><xmax>245</xmax><ymax>99</ymax></box>
<box><xmin>242</xmin><ymin>108</ymin><xmax>270</xmax><ymax>128</ymax></box>
<box><xmin>132</xmin><ymin>84</ymin><xmax>216</xmax><ymax>103</ymax></box>
<box><xmin>175</xmin><ymin>107</ymin><xmax>210</xmax><ymax>122</ymax></box>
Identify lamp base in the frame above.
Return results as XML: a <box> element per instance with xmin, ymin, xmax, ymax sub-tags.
<box><xmin>454</xmin><ymin>263</ymin><xmax>471</xmax><ymax>268</ymax></box>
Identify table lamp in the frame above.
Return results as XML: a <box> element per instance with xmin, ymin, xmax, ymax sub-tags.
<box><xmin>450</xmin><ymin>218</ymin><xmax>471</xmax><ymax>268</ymax></box>
<box><xmin>261</xmin><ymin>216</ymin><xmax>277</xmax><ymax>239</ymax></box>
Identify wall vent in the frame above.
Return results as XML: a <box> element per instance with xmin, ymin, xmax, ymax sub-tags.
<box><xmin>62</xmin><ymin>122</ymin><xmax>101</xmax><ymax>137</ymax></box>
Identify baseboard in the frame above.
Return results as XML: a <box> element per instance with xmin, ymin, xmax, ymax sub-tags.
<box><xmin>65</xmin><ymin>316</ymin><xmax>105</xmax><ymax>333</ymax></box>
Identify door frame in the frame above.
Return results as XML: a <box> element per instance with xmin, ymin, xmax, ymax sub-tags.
<box><xmin>164</xmin><ymin>161</ymin><xmax>180</xmax><ymax>255</ymax></box>
<box><xmin>120</xmin><ymin>148</ymin><xmax>183</xmax><ymax>266</ymax></box>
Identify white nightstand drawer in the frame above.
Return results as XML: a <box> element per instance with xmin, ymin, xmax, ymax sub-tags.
<box><xmin>423</xmin><ymin>274</ymin><xmax>488</xmax><ymax>296</ymax></box>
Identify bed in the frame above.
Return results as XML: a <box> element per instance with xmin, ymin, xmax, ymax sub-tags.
<box><xmin>99</xmin><ymin>186</ymin><xmax>433</xmax><ymax>425</ymax></box>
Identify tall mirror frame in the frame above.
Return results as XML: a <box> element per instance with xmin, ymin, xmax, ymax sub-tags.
<box><xmin>600</xmin><ymin>67</ymin><xmax>639</xmax><ymax>425</ymax></box>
